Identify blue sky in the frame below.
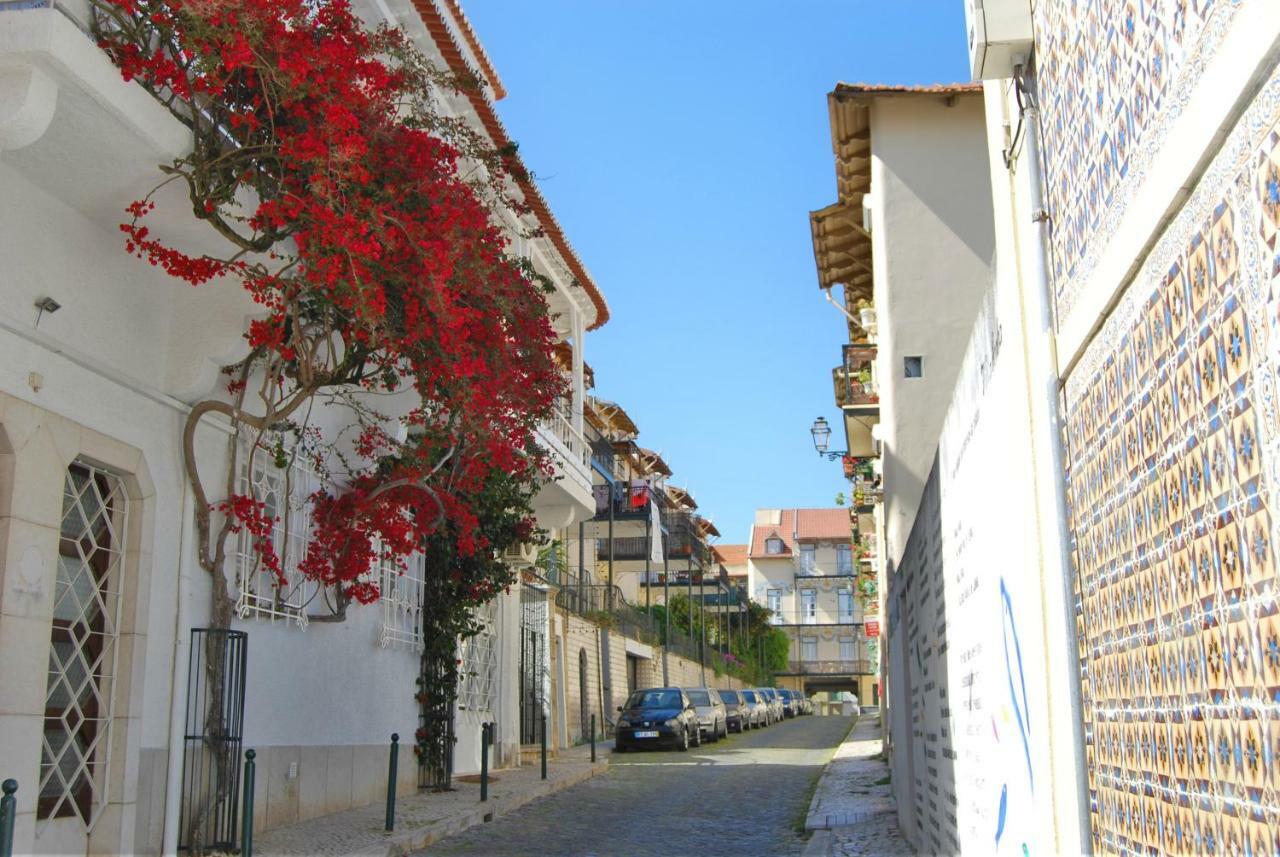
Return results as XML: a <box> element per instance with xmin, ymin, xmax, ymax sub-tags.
<box><xmin>465</xmin><ymin>2</ymin><xmax>971</xmax><ymax>544</ymax></box>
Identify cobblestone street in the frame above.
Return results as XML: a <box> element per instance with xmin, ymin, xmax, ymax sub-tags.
<box><xmin>421</xmin><ymin>715</ymin><xmax>857</xmax><ymax>856</ymax></box>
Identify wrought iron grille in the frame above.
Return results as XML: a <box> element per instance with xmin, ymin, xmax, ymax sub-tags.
<box><xmin>519</xmin><ymin>586</ymin><xmax>549</xmax><ymax>745</ymax></box>
<box><xmin>177</xmin><ymin>628</ymin><xmax>248</xmax><ymax>853</ymax></box>
<box><xmin>379</xmin><ymin>551</ymin><xmax>426</xmax><ymax>651</ymax></box>
<box><xmin>456</xmin><ymin>602</ymin><xmax>497</xmax><ymax>713</ymax></box>
<box><xmin>234</xmin><ymin>436</ymin><xmax>321</xmax><ymax>625</ymax></box>
<box><xmin>38</xmin><ymin>462</ymin><xmax>129</xmax><ymax>830</ymax></box>
<box><xmin>416</xmin><ymin>645</ymin><xmax>455</xmax><ymax>791</ymax></box>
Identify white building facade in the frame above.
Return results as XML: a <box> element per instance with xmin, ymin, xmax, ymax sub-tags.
<box><xmin>0</xmin><ymin>1</ymin><xmax>606</xmax><ymax>853</ymax></box>
<box><xmin>864</xmin><ymin>1</ymin><xmax>1280</xmax><ymax>855</ymax></box>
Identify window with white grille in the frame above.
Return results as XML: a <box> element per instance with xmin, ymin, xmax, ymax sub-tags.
<box><xmin>800</xmin><ymin>637</ymin><xmax>818</xmax><ymax>662</ymax></box>
<box><xmin>234</xmin><ymin>438</ymin><xmax>320</xmax><ymax>625</ymax></box>
<box><xmin>767</xmin><ymin>589</ymin><xmax>782</xmax><ymax>624</ymax></box>
<box><xmin>457</xmin><ymin>602</ymin><xmax>498</xmax><ymax>713</ymax></box>
<box><xmin>800</xmin><ymin>589</ymin><xmax>817</xmax><ymax>624</ymax></box>
<box><xmin>836</xmin><ymin>544</ymin><xmax>853</xmax><ymax>574</ymax></box>
<box><xmin>380</xmin><ymin>551</ymin><xmax>426</xmax><ymax>651</ymax></box>
<box><xmin>39</xmin><ymin>462</ymin><xmax>129</xmax><ymax>828</ymax></box>
<box><xmin>840</xmin><ymin>636</ymin><xmax>856</xmax><ymax>661</ymax></box>
<box><xmin>838</xmin><ymin>589</ymin><xmax>855</xmax><ymax>623</ymax></box>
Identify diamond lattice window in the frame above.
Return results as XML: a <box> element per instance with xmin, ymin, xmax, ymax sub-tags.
<box><xmin>39</xmin><ymin>462</ymin><xmax>129</xmax><ymax>828</ymax></box>
<box><xmin>457</xmin><ymin>602</ymin><xmax>497</xmax><ymax>713</ymax></box>
<box><xmin>234</xmin><ymin>438</ymin><xmax>320</xmax><ymax>625</ymax></box>
<box><xmin>380</xmin><ymin>550</ymin><xmax>426</xmax><ymax>651</ymax></box>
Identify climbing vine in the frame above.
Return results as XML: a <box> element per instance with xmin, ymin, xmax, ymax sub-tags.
<box><xmin>90</xmin><ymin>0</ymin><xmax>560</xmax><ymax>624</ymax></box>
<box><xmin>89</xmin><ymin>0</ymin><xmax>562</xmax><ymax>839</ymax></box>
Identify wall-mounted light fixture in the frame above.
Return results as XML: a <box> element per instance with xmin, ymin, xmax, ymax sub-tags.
<box><xmin>33</xmin><ymin>296</ymin><xmax>61</xmax><ymax>328</ymax></box>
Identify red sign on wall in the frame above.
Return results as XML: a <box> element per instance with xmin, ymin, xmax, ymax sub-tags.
<box><xmin>865</xmin><ymin>618</ymin><xmax>880</xmax><ymax>638</ymax></box>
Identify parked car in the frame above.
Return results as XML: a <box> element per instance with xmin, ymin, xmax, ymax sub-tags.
<box><xmin>614</xmin><ymin>687</ymin><xmax>701</xmax><ymax>752</ymax></box>
<box><xmin>738</xmin><ymin>688</ymin><xmax>769</xmax><ymax>728</ymax></box>
<box><xmin>757</xmin><ymin>687</ymin><xmax>784</xmax><ymax>724</ymax></box>
<box><xmin>778</xmin><ymin>689</ymin><xmax>797</xmax><ymax>718</ymax></box>
<box><xmin>801</xmin><ymin>695</ymin><xmax>814</xmax><ymax>715</ymax></box>
<box><xmin>685</xmin><ymin>687</ymin><xmax>728</xmax><ymax>742</ymax></box>
<box><xmin>716</xmin><ymin>689</ymin><xmax>751</xmax><ymax>732</ymax></box>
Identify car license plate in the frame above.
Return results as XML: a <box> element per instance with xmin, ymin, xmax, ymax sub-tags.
<box><xmin>634</xmin><ymin>730</ymin><xmax>659</xmax><ymax>738</ymax></box>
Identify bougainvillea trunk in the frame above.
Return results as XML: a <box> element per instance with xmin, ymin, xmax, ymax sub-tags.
<box><xmin>89</xmin><ymin>0</ymin><xmax>564</xmax><ymax>849</ymax></box>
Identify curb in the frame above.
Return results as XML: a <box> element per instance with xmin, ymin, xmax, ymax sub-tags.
<box><xmin>801</xmin><ymin>829</ymin><xmax>834</xmax><ymax>857</ymax></box>
<box><xmin>382</xmin><ymin>761</ymin><xmax>609</xmax><ymax>856</ymax></box>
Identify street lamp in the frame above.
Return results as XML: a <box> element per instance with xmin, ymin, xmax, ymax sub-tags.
<box><xmin>809</xmin><ymin>416</ymin><xmax>846</xmax><ymax>461</ymax></box>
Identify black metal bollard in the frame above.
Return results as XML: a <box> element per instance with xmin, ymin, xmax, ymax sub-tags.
<box><xmin>1</xmin><ymin>779</ymin><xmax>17</xmax><ymax>857</ymax></box>
<box><xmin>590</xmin><ymin>714</ymin><xmax>596</xmax><ymax>763</ymax></box>
<box><xmin>540</xmin><ymin>711</ymin><xmax>548</xmax><ymax>781</ymax></box>
<box><xmin>480</xmin><ymin>723</ymin><xmax>491</xmax><ymax>802</ymax></box>
<box><xmin>385</xmin><ymin>733</ymin><xmax>399</xmax><ymax>832</ymax></box>
<box><xmin>241</xmin><ymin>751</ymin><xmax>256</xmax><ymax>857</ymax></box>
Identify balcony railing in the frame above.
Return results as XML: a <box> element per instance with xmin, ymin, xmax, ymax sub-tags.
<box><xmin>637</xmin><ymin>571</ymin><xmax>719</xmax><ymax>587</ymax></box>
<box><xmin>784</xmin><ymin>659</ymin><xmax>873</xmax><ymax>676</ymax></box>
<box><xmin>539</xmin><ymin>408</ymin><xmax>590</xmax><ymax>479</ymax></box>
<box><xmin>795</xmin><ymin>567</ymin><xmax>856</xmax><ymax>578</ymax></box>
<box><xmin>555</xmin><ymin>584</ymin><xmax>658</xmax><ymax>644</ymax></box>
<box><xmin>592</xmin><ymin>480</ymin><xmax>666</xmax><ymax>520</ymax></box>
<box><xmin>833</xmin><ymin>343</ymin><xmax>879</xmax><ymax>409</ymax></box>
<box><xmin>769</xmin><ymin>610</ymin><xmax>859</xmax><ymax>626</ymax></box>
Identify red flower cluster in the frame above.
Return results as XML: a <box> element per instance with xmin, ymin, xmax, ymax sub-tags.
<box><xmin>97</xmin><ymin>0</ymin><xmax>564</xmax><ymax>604</ymax></box>
<box><xmin>214</xmin><ymin>494</ymin><xmax>284</xmax><ymax>585</ymax></box>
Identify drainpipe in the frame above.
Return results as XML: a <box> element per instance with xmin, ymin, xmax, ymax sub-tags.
<box><xmin>1007</xmin><ymin>65</ymin><xmax>1090</xmax><ymax>856</ymax></box>
<box><xmin>162</xmin><ymin>475</ymin><xmax>195</xmax><ymax>855</ymax></box>
<box><xmin>821</xmin><ymin>286</ymin><xmax>861</xmax><ymax>326</ymax></box>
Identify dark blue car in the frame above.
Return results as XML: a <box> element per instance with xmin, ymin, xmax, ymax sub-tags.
<box><xmin>614</xmin><ymin>687</ymin><xmax>701</xmax><ymax>752</ymax></box>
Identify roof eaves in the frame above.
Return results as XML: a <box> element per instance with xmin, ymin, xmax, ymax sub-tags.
<box><xmin>414</xmin><ymin>0</ymin><xmax>611</xmax><ymax>331</ymax></box>
<box><xmin>439</xmin><ymin>0</ymin><xmax>507</xmax><ymax>100</ymax></box>
<box><xmin>832</xmin><ymin>82</ymin><xmax>984</xmax><ymax>98</ymax></box>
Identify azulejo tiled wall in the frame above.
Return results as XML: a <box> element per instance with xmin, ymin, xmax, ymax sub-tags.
<box><xmin>1062</xmin><ymin>66</ymin><xmax>1280</xmax><ymax>856</ymax></box>
<box><xmin>1035</xmin><ymin>0</ymin><xmax>1243</xmax><ymax>330</ymax></box>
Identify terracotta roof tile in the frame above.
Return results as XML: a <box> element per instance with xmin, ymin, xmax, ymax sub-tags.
<box><xmin>795</xmin><ymin>508</ymin><xmax>853</xmax><ymax>540</ymax></box>
<box><xmin>749</xmin><ymin>508</ymin><xmax>851</xmax><ymax>557</ymax></box>
<box><xmin>414</xmin><ymin>0</ymin><xmax>610</xmax><ymax>330</ymax></box>
<box><xmin>440</xmin><ymin>0</ymin><xmax>506</xmax><ymax>100</ymax></box>
<box><xmin>749</xmin><ymin>510</ymin><xmax>795</xmax><ymax>557</ymax></box>
<box><xmin>713</xmin><ymin>544</ymin><xmax>748</xmax><ymax>566</ymax></box>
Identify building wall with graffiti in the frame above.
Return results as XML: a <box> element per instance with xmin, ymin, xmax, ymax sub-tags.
<box><xmin>888</xmin><ymin>279</ymin><xmax>1062</xmax><ymax>855</ymax></box>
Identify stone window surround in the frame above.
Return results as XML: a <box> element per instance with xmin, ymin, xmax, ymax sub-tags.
<box><xmin>0</xmin><ymin>392</ymin><xmax>156</xmax><ymax>856</ymax></box>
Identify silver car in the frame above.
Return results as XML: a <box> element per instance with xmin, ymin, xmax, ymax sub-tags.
<box><xmin>685</xmin><ymin>687</ymin><xmax>728</xmax><ymax>742</ymax></box>
<box><xmin>755</xmin><ymin>687</ymin><xmax>784</xmax><ymax>724</ymax></box>
<box><xmin>738</xmin><ymin>688</ymin><xmax>769</xmax><ymax>728</ymax></box>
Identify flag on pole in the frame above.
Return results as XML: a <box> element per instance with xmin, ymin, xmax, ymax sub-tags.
<box><xmin>648</xmin><ymin>495</ymin><xmax>664</xmax><ymax>568</ymax></box>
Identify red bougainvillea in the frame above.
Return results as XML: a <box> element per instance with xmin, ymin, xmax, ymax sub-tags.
<box><xmin>91</xmin><ymin>0</ymin><xmax>564</xmax><ymax>620</ymax></box>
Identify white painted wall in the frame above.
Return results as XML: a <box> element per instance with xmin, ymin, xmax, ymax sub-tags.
<box><xmin>869</xmin><ymin>94</ymin><xmax>994</xmax><ymax>573</ymax></box>
<box><xmin>0</xmin><ymin>4</ymin><xmax>602</xmax><ymax>852</ymax></box>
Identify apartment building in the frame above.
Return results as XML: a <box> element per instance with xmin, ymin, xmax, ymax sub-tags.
<box><xmin>746</xmin><ymin>508</ymin><xmax>872</xmax><ymax>703</ymax></box>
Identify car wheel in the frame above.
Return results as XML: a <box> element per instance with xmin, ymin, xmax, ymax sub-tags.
<box><xmin>718</xmin><ymin>720</ymin><xmax>727</xmax><ymax>740</ymax></box>
<box><xmin>692</xmin><ymin>724</ymin><xmax>702</xmax><ymax>747</ymax></box>
<box><xmin>678</xmin><ymin>727</ymin><xmax>689</xmax><ymax>752</ymax></box>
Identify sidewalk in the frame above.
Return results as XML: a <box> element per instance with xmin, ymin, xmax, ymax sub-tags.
<box><xmin>254</xmin><ymin>742</ymin><xmax>610</xmax><ymax>857</ymax></box>
<box><xmin>802</xmin><ymin>713</ymin><xmax>913</xmax><ymax>857</ymax></box>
